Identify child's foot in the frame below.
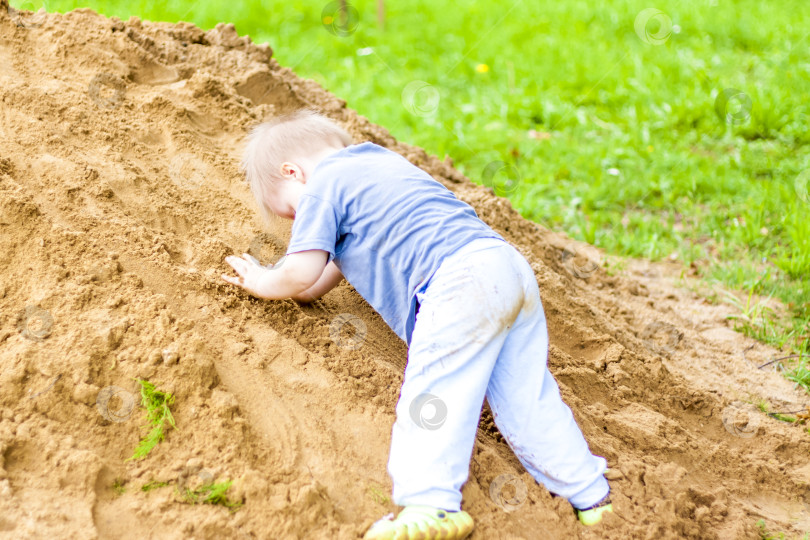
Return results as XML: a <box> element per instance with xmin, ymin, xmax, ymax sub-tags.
<box><xmin>575</xmin><ymin>493</ymin><xmax>613</xmax><ymax>526</ymax></box>
<box><xmin>363</xmin><ymin>505</ymin><xmax>474</xmax><ymax>540</ymax></box>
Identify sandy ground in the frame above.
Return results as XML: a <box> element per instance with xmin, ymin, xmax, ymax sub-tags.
<box><xmin>1</xmin><ymin>3</ymin><xmax>809</xmax><ymax>539</ymax></box>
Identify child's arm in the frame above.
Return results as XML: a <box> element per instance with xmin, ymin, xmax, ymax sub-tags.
<box><xmin>290</xmin><ymin>261</ymin><xmax>344</xmax><ymax>303</ymax></box>
<box><xmin>221</xmin><ymin>250</ymin><xmax>328</xmax><ymax>300</ymax></box>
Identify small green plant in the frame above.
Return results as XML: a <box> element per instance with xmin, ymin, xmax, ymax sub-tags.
<box><xmin>141</xmin><ymin>480</ymin><xmax>170</xmax><ymax>492</ymax></box>
<box><xmin>722</xmin><ymin>287</ymin><xmax>777</xmax><ymax>341</ymax></box>
<box><xmin>112</xmin><ymin>478</ymin><xmax>127</xmax><ymax>495</ymax></box>
<box><xmin>181</xmin><ymin>480</ymin><xmax>242</xmax><ymax>510</ymax></box>
<box><xmin>368</xmin><ymin>484</ymin><xmax>390</xmax><ymax>505</ymax></box>
<box><xmin>128</xmin><ymin>379</ymin><xmax>177</xmax><ymax>460</ymax></box>
<box><xmin>755</xmin><ymin>399</ymin><xmax>804</xmax><ymax>424</ymax></box>
<box><xmin>756</xmin><ymin>518</ymin><xmax>810</xmax><ymax>539</ymax></box>
<box><xmin>601</xmin><ymin>256</ymin><xmax>627</xmax><ymax>277</ymax></box>
<box><xmin>770</xmin><ymin>412</ymin><xmax>798</xmax><ymax>423</ymax></box>
<box><xmin>722</xmin><ymin>282</ymin><xmax>810</xmax><ymax>397</ymax></box>
<box><xmin>785</xmin><ymin>355</ymin><xmax>810</xmax><ymax>394</ymax></box>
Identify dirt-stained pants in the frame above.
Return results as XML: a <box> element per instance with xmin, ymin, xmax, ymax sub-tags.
<box><xmin>388</xmin><ymin>237</ymin><xmax>609</xmax><ymax>511</ymax></box>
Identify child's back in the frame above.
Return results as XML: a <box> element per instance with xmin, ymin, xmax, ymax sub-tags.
<box><xmin>286</xmin><ymin>141</ymin><xmax>505</xmax><ymax>344</ymax></box>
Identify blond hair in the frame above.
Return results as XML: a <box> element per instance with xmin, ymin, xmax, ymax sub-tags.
<box><xmin>241</xmin><ymin>109</ymin><xmax>353</xmax><ymax>223</ymax></box>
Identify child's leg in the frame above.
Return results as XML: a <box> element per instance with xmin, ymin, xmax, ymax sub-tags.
<box><xmin>388</xmin><ymin>240</ymin><xmax>524</xmax><ymax>511</ymax></box>
<box><xmin>485</xmin><ymin>248</ymin><xmax>609</xmax><ymax>509</ymax></box>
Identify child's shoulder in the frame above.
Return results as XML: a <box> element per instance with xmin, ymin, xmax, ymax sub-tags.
<box><xmin>345</xmin><ymin>141</ymin><xmax>411</xmax><ymax>158</ymax></box>
<box><xmin>324</xmin><ymin>142</ymin><xmax>407</xmax><ymax>171</ymax></box>
<box><xmin>344</xmin><ymin>141</ymin><xmax>388</xmax><ymax>156</ymax></box>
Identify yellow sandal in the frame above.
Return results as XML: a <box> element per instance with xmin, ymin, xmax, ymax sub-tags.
<box><xmin>576</xmin><ymin>494</ymin><xmax>613</xmax><ymax>526</ymax></box>
<box><xmin>363</xmin><ymin>505</ymin><xmax>474</xmax><ymax>540</ymax></box>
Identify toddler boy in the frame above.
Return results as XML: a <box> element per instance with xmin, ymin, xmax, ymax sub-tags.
<box><xmin>222</xmin><ymin>109</ymin><xmax>613</xmax><ymax>539</ymax></box>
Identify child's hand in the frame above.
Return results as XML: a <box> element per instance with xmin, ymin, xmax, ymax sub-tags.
<box><xmin>222</xmin><ymin>253</ymin><xmax>271</xmax><ymax>297</ymax></box>
<box><xmin>220</xmin><ymin>249</ymin><xmax>328</xmax><ymax>301</ymax></box>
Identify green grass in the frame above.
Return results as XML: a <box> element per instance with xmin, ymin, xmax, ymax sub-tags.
<box><xmin>141</xmin><ymin>477</ymin><xmax>242</xmax><ymax>509</ymax></box>
<box><xmin>755</xmin><ymin>399</ymin><xmax>808</xmax><ymax>424</ymax></box>
<box><xmin>16</xmin><ymin>0</ymin><xmax>809</xmax><ymax>360</ymax></box>
<box><xmin>112</xmin><ymin>478</ymin><xmax>127</xmax><ymax>495</ymax></box>
<box><xmin>786</xmin><ymin>357</ymin><xmax>810</xmax><ymax>394</ymax></box>
<box><xmin>181</xmin><ymin>480</ymin><xmax>242</xmax><ymax>510</ymax></box>
<box><xmin>722</xmin><ymin>281</ymin><xmax>810</xmax><ymax>357</ymax></box>
<box><xmin>368</xmin><ymin>483</ymin><xmax>390</xmax><ymax>505</ymax></box>
<box><xmin>141</xmin><ymin>480</ymin><xmax>170</xmax><ymax>492</ymax></box>
<box><xmin>757</xmin><ymin>519</ymin><xmax>810</xmax><ymax>540</ymax></box>
<box><xmin>128</xmin><ymin>379</ymin><xmax>177</xmax><ymax>460</ymax></box>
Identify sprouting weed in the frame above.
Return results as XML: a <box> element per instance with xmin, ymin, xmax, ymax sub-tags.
<box><xmin>368</xmin><ymin>484</ymin><xmax>390</xmax><ymax>505</ymax></box>
<box><xmin>755</xmin><ymin>518</ymin><xmax>809</xmax><ymax>539</ymax></box>
<box><xmin>181</xmin><ymin>480</ymin><xmax>242</xmax><ymax>510</ymax></box>
<box><xmin>141</xmin><ymin>480</ymin><xmax>170</xmax><ymax>492</ymax></box>
<box><xmin>112</xmin><ymin>478</ymin><xmax>127</xmax><ymax>495</ymax></box>
<box><xmin>127</xmin><ymin>379</ymin><xmax>177</xmax><ymax>460</ymax></box>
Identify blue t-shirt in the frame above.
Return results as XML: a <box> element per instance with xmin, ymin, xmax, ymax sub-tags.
<box><xmin>285</xmin><ymin>142</ymin><xmax>506</xmax><ymax>345</ymax></box>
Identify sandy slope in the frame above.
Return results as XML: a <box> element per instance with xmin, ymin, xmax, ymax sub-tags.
<box><xmin>0</xmin><ymin>3</ymin><xmax>808</xmax><ymax>538</ymax></box>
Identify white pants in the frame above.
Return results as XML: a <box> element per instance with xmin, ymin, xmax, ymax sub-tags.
<box><xmin>388</xmin><ymin>237</ymin><xmax>609</xmax><ymax>510</ymax></box>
